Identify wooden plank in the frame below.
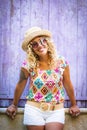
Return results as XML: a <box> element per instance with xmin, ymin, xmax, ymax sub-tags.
<box><xmin>9</xmin><ymin>0</ymin><xmax>29</xmax><ymax>99</ymax></box>
<box><xmin>0</xmin><ymin>0</ymin><xmax>11</xmax><ymax>97</ymax></box>
<box><xmin>76</xmin><ymin>0</ymin><xmax>87</xmax><ymax>99</ymax></box>
<box><xmin>8</xmin><ymin>0</ymin><xmax>21</xmax><ymax>98</ymax></box>
<box><xmin>55</xmin><ymin>0</ymin><xmax>78</xmax><ymax>99</ymax></box>
<box><xmin>48</xmin><ymin>0</ymin><xmax>59</xmax><ymax>47</ymax></box>
<box><xmin>19</xmin><ymin>0</ymin><xmax>31</xmax><ymax>68</ymax></box>
<box><xmin>30</xmin><ymin>0</ymin><xmax>43</xmax><ymax>27</ymax></box>
<box><xmin>19</xmin><ymin>0</ymin><xmax>31</xmax><ymax>98</ymax></box>
<box><xmin>42</xmin><ymin>0</ymin><xmax>49</xmax><ymax>29</ymax></box>
<box><xmin>20</xmin><ymin>0</ymin><xmax>31</xmax><ymax>41</ymax></box>
<box><xmin>0</xmin><ymin>0</ymin><xmax>87</xmax><ymax>107</ymax></box>
<box><xmin>0</xmin><ymin>0</ymin><xmax>3</xmax><ymax>95</ymax></box>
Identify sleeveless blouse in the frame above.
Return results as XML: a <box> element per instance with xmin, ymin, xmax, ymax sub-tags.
<box><xmin>22</xmin><ymin>55</ymin><xmax>68</xmax><ymax>104</ymax></box>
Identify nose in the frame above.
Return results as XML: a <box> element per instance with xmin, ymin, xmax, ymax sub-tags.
<box><xmin>37</xmin><ymin>41</ymin><xmax>43</xmax><ymax>48</ymax></box>
<box><xmin>37</xmin><ymin>44</ymin><xmax>43</xmax><ymax>49</ymax></box>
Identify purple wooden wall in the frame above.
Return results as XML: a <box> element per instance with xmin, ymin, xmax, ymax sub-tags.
<box><xmin>0</xmin><ymin>0</ymin><xmax>87</xmax><ymax>107</ymax></box>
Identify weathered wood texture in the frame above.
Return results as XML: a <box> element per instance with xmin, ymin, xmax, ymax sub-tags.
<box><xmin>0</xmin><ymin>0</ymin><xmax>87</xmax><ymax>107</ymax></box>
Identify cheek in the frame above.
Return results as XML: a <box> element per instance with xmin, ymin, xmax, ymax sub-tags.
<box><xmin>45</xmin><ymin>45</ymin><xmax>49</xmax><ymax>51</ymax></box>
<box><xmin>31</xmin><ymin>49</ymin><xmax>38</xmax><ymax>56</ymax></box>
<box><xmin>45</xmin><ymin>47</ymin><xmax>48</xmax><ymax>52</ymax></box>
<box><xmin>32</xmin><ymin>49</ymin><xmax>39</xmax><ymax>55</ymax></box>
<box><xmin>32</xmin><ymin>45</ymin><xmax>48</xmax><ymax>54</ymax></box>
<box><xmin>43</xmin><ymin>43</ymin><xmax>48</xmax><ymax>48</ymax></box>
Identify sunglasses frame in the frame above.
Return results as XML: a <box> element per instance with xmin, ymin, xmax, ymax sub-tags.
<box><xmin>29</xmin><ymin>37</ymin><xmax>47</xmax><ymax>49</ymax></box>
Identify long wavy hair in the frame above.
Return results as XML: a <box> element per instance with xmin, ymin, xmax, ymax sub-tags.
<box><xmin>26</xmin><ymin>37</ymin><xmax>57</xmax><ymax>69</ymax></box>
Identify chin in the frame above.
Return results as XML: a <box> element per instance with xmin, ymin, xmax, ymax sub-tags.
<box><xmin>39</xmin><ymin>53</ymin><xmax>46</xmax><ymax>56</ymax></box>
<box><xmin>37</xmin><ymin>50</ymin><xmax>47</xmax><ymax>55</ymax></box>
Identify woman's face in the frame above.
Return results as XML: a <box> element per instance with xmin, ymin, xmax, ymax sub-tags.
<box><xmin>30</xmin><ymin>37</ymin><xmax>48</xmax><ymax>56</ymax></box>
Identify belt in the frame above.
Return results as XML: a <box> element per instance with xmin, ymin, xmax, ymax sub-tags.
<box><xmin>26</xmin><ymin>101</ymin><xmax>64</xmax><ymax>111</ymax></box>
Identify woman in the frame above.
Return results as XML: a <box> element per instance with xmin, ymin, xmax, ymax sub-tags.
<box><xmin>6</xmin><ymin>27</ymin><xmax>80</xmax><ymax>130</ymax></box>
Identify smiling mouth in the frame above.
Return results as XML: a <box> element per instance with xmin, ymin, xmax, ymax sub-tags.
<box><xmin>38</xmin><ymin>48</ymin><xmax>44</xmax><ymax>52</ymax></box>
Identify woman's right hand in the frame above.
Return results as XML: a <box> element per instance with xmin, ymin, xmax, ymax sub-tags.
<box><xmin>6</xmin><ymin>104</ymin><xmax>17</xmax><ymax>119</ymax></box>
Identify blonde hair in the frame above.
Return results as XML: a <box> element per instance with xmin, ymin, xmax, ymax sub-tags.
<box><xmin>26</xmin><ymin>37</ymin><xmax>57</xmax><ymax>69</ymax></box>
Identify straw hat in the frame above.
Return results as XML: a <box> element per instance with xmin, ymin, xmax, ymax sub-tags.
<box><xmin>22</xmin><ymin>27</ymin><xmax>52</xmax><ymax>51</ymax></box>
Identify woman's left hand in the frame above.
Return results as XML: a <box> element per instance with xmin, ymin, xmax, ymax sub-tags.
<box><xmin>69</xmin><ymin>105</ymin><xmax>80</xmax><ymax>117</ymax></box>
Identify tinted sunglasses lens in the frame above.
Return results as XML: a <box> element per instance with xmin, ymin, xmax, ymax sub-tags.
<box><xmin>41</xmin><ymin>38</ymin><xmax>47</xmax><ymax>44</ymax></box>
<box><xmin>30</xmin><ymin>38</ymin><xmax>47</xmax><ymax>49</ymax></box>
<box><xmin>32</xmin><ymin>42</ymin><xmax>38</xmax><ymax>48</ymax></box>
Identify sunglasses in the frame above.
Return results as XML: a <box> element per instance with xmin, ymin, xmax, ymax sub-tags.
<box><xmin>30</xmin><ymin>38</ymin><xmax>47</xmax><ymax>49</ymax></box>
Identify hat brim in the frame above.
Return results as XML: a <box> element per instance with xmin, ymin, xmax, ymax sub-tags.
<box><xmin>22</xmin><ymin>30</ymin><xmax>51</xmax><ymax>51</ymax></box>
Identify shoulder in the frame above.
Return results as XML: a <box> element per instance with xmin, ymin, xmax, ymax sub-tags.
<box><xmin>57</xmin><ymin>55</ymin><xmax>68</xmax><ymax>68</ymax></box>
<box><xmin>21</xmin><ymin>59</ymin><xmax>30</xmax><ymax>73</ymax></box>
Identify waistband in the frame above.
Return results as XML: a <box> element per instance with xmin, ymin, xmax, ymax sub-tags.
<box><xmin>26</xmin><ymin>101</ymin><xmax>64</xmax><ymax>111</ymax></box>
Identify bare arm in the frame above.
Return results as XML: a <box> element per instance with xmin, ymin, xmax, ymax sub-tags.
<box><xmin>12</xmin><ymin>67</ymin><xmax>29</xmax><ymax>106</ymax></box>
<box><xmin>6</xmin><ymin>67</ymin><xmax>29</xmax><ymax>119</ymax></box>
<box><xmin>63</xmin><ymin>66</ymin><xmax>76</xmax><ymax>106</ymax></box>
<box><xmin>63</xmin><ymin>65</ymin><xmax>80</xmax><ymax>116</ymax></box>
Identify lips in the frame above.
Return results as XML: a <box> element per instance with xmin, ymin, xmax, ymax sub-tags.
<box><xmin>38</xmin><ymin>49</ymin><xmax>44</xmax><ymax>52</ymax></box>
<box><xmin>34</xmin><ymin>46</ymin><xmax>47</xmax><ymax>55</ymax></box>
<box><xmin>37</xmin><ymin>47</ymin><xmax>45</xmax><ymax>52</ymax></box>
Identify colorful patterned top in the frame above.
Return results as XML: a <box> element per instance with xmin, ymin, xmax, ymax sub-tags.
<box><xmin>22</xmin><ymin>55</ymin><xmax>68</xmax><ymax>104</ymax></box>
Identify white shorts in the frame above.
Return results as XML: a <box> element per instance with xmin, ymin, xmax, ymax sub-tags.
<box><xmin>23</xmin><ymin>104</ymin><xmax>65</xmax><ymax>126</ymax></box>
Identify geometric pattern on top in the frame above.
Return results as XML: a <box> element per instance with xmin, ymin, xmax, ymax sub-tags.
<box><xmin>41</xmin><ymin>72</ymin><xmax>48</xmax><ymax>81</ymax></box>
<box><xmin>22</xmin><ymin>55</ymin><xmax>68</xmax><ymax>103</ymax></box>
<box><xmin>34</xmin><ymin>78</ymin><xmax>44</xmax><ymax>89</ymax></box>
<box><xmin>45</xmin><ymin>80</ymin><xmax>55</xmax><ymax>90</ymax></box>
<box><xmin>41</xmin><ymin>87</ymin><xmax>48</xmax><ymax>95</ymax></box>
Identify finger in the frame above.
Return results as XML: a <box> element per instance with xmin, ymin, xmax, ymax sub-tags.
<box><xmin>11</xmin><ymin>111</ymin><xmax>17</xmax><ymax>119</ymax></box>
<box><xmin>69</xmin><ymin>109</ymin><xmax>73</xmax><ymax>114</ymax></box>
<box><xmin>6</xmin><ymin>109</ymin><xmax>10</xmax><ymax>114</ymax></box>
<box><xmin>12</xmin><ymin>115</ymin><xmax>15</xmax><ymax>119</ymax></box>
<box><xmin>12</xmin><ymin>114</ymin><xmax>16</xmax><ymax>119</ymax></box>
<box><xmin>72</xmin><ymin>111</ymin><xmax>80</xmax><ymax>117</ymax></box>
<box><xmin>13</xmin><ymin>111</ymin><xmax>16</xmax><ymax>117</ymax></box>
<box><xmin>8</xmin><ymin>111</ymin><xmax>13</xmax><ymax>117</ymax></box>
<box><xmin>6</xmin><ymin>111</ymin><xmax>10</xmax><ymax>116</ymax></box>
<box><xmin>70</xmin><ymin>108</ymin><xmax>77</xmax><ymax>114</ymax></box>
<box><xmin>6</xmin><ymin>109</ymin><xmax>11</xmax><ymax>116</ymax></box>
<box><xmin>75</xmin><ymin>112</ymin><xmax>80</xmax><ymax>116</ymax></box>
<box><xmin>75</xmin><ymin>113</ymin><xmax>79</xmax><ymax>116</ymax></box>
<box><xmin>69</xmin><ymin>109</ymin><xmax>76</xmax><ymax>116</ymax></box>
<box><xmin>71</xmin><ymin>112</ymin><xmax>76</xmax><ymax>117</ymax></box>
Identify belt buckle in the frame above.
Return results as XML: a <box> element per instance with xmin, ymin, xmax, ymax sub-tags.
<box><xmin>40</xmin><ymin>102</ymin><xmax>50</xmax><ymax>111</ymax></box>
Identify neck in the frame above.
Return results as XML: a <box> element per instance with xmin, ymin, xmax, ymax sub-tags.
<box><xmin>39</xmin><ymin>54</ymin><xmax>49</xmax><ymax>62</ymax></box>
